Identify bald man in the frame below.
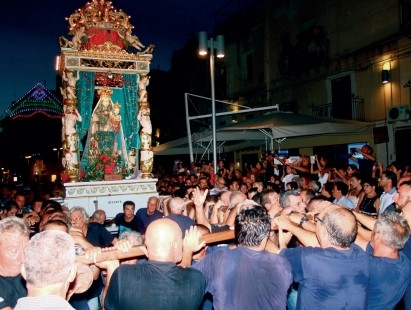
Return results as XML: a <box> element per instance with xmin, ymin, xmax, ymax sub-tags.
<box><xmin>89</xmin><ymin>210</ymin><xmax>106</xmax><ymax>225</ymax></box>
<box><xmin>278</xmin><ymin>205</ymin><xmax>369</xmax><ymax>309</ymax></box>
<box><xmin>135</xmin><ymin>197</ymin><xmax>163</xmax><ymax>235</ymax></box>
<box><xmin>104</xmin><ymin>218</ymin><xmax>205</xmax><ymax>310</ymax></box>
<box><xmin>165</xmin><ymin>197</ymin><xmax>195</xmax><ymax>236</ymax></box>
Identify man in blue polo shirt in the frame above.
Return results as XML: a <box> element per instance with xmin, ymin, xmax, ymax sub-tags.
<box><xmin>278</xmin><ymin>205</ymin><xmax>369</xmax><ymax>310</ymax></box>
<box><xmin>192</xmin><ymin>203</ymin><xmax>292</xmax><ymax>310</ymax></box>
<box><xmin>135</xmin><ymin>196</ymin><xmax>163</xmax><ymax>235</ymax></box>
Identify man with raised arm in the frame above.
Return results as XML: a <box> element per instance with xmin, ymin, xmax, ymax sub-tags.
<box><xmin>104</xmin><ymin>218</ymin><xmax>205</xmax><ymax>310</ymax></box>
<box><xmin>354</xmin><ymin>211</ymin><xmax>411</xmax><ymax>310</ymax></box>
<box><xmin>275</xmin><ymin>205</ymin><xmax>369</xmax><ymax>310</ymax></box>
<box><xmin>191</xmin><ymin>202</ymin><xmax>292</xmax><ymax>310</ymax></box>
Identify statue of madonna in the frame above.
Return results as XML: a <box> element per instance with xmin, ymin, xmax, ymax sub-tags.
<box><xmin>86</xmin><ymin>87</ymin><xmax>128</xmax><ymax>169</ymax></box>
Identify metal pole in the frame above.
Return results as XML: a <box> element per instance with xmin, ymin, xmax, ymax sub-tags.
<box><xmin>185</xmin><ymin>93</ymin><xmax>194</xmax><ymax>163</ymax></box>
<box><xmin>209</xmin><ymin>38</ymin><xmax>218</xmax><ymax>174</ymax></box>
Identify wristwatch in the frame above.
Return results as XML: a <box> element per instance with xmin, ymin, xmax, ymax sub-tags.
<box><xmin>299</xmin><ymin>216</ymin><xmax>309</xmax><ymax>227</ymax></box>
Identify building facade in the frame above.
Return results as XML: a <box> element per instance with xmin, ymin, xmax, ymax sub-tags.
<box><xmin>218</xmin><ymin>0</ymin><xmax>411</xmax><ymax>165</ymax></box>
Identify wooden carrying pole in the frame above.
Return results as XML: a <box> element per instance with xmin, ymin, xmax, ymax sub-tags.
<box><xmin>76</xmin><ymin>229</ymin><xmax>236</xmax><ymax>265</ymax></box>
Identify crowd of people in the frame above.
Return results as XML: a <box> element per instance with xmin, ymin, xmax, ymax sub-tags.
<box><xmin>2</xmin><ymin>143</ymin><xmax>411</xmax><ymax>309</ymax></box>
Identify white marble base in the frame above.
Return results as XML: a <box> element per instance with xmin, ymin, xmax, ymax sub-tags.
<box><xmin>64</xmin><ymin>178</ymin><xmax>158</xmax><ymax>219</ymax></box>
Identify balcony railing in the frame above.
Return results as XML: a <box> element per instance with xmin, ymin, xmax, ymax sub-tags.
<box><xmin>310</xmin><ymin>96</ymin><xmax>365</xmax><ymax>121</ymax></box>
<box><xmin>351</xmin><ymin>95</ymin><xmax>365</xmax><ymax>121</ymax></box>
<box><xmin>310</xmin><ymin>103</ymin><xmax>332</xmax><ymax>118</ymax></box>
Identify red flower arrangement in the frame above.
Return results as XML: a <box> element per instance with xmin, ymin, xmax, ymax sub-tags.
<box><xmin>83</xmin><ymin>153</ymin><xmax>123</xmax><ymax>181</ymax></box>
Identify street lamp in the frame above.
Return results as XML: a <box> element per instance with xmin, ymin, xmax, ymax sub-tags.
<box><xmin>25</xmin><ymin>155</ymin><xmax>32</xmax><ymax>179</ymax></box>
<box><xmin>198</xmin><ymin>31</ymin><xmax>225</xmax><ymax>173</ymax></box>
<box><xmin>53</xmin><ymin>147</ymin><xmax>63</xmax><ymax>163</ymax></box>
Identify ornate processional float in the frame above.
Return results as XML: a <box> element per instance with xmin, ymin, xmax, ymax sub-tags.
<box><xmin>57</xmin><ymin>0</ymin><xmax>157</xmax><ymax>216</ymax></box>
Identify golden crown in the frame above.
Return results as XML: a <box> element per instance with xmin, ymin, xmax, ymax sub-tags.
<box><xmin>97</xmin><ymin>86</ymin><xmax>113</xmax><ymax>98</ymax></box>
<box><xmin>113</xmin><ymin>102</ymin><xmax>121</xmax><ymax>109</ymax></box>
<box><xmin>67</xmin><ymin>0</ymin><xmax>133</xmax><ymax>35</ymax></box>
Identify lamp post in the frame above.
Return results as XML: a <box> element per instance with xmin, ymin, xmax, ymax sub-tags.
<box><xmin>198</xmin><ymin>31</ymin><xmax>224</xmax><ymax>174</ymax></box>
<box><xmin>53</xmin><ymin>147</ymin><xmax>63</xmax><ymax>163</ymax></box>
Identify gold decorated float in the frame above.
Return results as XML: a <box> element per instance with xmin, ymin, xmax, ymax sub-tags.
<box><xmin>57</xmin><ymin>0</ymin><xmax>157</xmax><ymax>216</ymax></box>
<box><xmin>57</xmin><ymin>0</ymin><xmax>155</xmax><ymax>182</ymax></box>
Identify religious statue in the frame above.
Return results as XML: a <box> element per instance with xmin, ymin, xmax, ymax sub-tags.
<box><xmin>61</xmin><ymin>103</ymin><xmax>82</xmax><ymax>181</ymax></box>
<box><xmin>60</xmin><ymin>86</ymin><xmax>67</xmax><ymax>101</ymax></box>
<box><xmin>57</xmin><ymin>0</ymin><xmax>157</xmax><ymax>182</ymax></box>
<box><xmin>138</xmin><ymin>75</ymin><xmax>150</xmax><ymax>102</ymax></box>
<box><xmin>118</xmin><ymin>29</ymin><xmax>145</xmax><ymax>51</ymax></box>
<box><xmin>62</xmin><ymin>69</ymin><xmax>80</xmax><ymax>100</ymax></box>
<box><xmin>62</xmin><ymin>104</ymin><xmax>82</xmax><ymax>140</ymax></box>
<box><xmin>90</xmin><ymin>89</ymin><xmax>116</xmax><ymax>159</ymax></box>
<box><xmin>62</xmin><ymin>135</ymin><xmax>79</xmax><ymax>172</ymax></box>
<box><xmin>138</xmin><ymin>97</ymin><xmax>153</xmax><ymax>178</ymax></box>
<box><xmin>127</xmin><ymin>148</ymin><xmax>137</xmax><ymax>170</ymax></box>
<box><xmin>109</xmin><ymin>102</ymin><xmax>122</xmax><ymax>155</ymax></box>
<box><xmin>138</xmin><ymin>106</ymin><xmax>152</xmax><ymax>136</ymax></box>
<box><xmin>70</xmin><ymin>26</ymin><xmax>91</xmax><ymax>50</ymax></box>
<box><xmin>140</xmin><ymin>150</ymin><xmax>154</xmax><ymax>176</ymax></box>
<box><xmin>59</xmin><ymin>24</ymin><xmax>94</xmax><ymax>50</ymax></box>
<box><xmin>84</xmin><ymin>87</ymin><xmax>128</xmax><ymax>180</ymax></box>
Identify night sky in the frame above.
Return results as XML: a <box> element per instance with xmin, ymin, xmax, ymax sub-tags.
<box><xmin>0</xmin><ymin>0</ymin><xmax>220</xmax><ymax>115</ymax></box>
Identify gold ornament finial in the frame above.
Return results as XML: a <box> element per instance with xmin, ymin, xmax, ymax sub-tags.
<box><xmin>67</xmin><ymin>0</ymin><xmax>132</xmax><ymax>35</ymax></box>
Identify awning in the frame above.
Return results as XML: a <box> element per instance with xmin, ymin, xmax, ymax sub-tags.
<box><xmin>222</xmin><ymin>112</ymin><xmax>373</xmax><ymax>139</ymax></box>
<box><xmin>153</xmin><ymin>112</ymin><xmax>373</xmax><ymax>156</ymax></box>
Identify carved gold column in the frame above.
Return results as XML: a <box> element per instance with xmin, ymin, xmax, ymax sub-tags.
<box><xmin>62</xmin><ymin>97</ymin><xmax>80</xmax><ymax>182</ymax></box>
<box><xmin>138</xmin><ymin>75</ymin><xmax>153</xmax><ymax>179</ymax></box>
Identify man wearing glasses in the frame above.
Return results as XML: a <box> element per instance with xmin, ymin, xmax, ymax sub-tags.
<box><xmin>378</xmin><ymin>170</ymin><xmax>397</xmax><ymax>214</ymax></box>
<box><xmin>274</xmin><ymin>205</ymin><xmax>369</xmax><ymax>309</ymax></box>
<box><xmin>209</xmin><ymin>177</ymin><xmax>228</xmax><ymax>196</ymax></box>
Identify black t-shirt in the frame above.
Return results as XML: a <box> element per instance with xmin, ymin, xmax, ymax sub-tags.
<box><xmin>105</xmin><ymin>261</ymin><xmax>205</xmax><ymax>310</ymax></box>
<box><xmin>114</xmin><ymin>213</ymin><xmax>140</xmax><ymax>237</ymax></box>
<box><xmin>0</xmin><ymin>274</ymin><xmax>27</xmax><ymax>308</ymax></box>
<box><xmin>86</xmin><ymin>222</ymin><xmax>115</xmax><ymax>248</ymax></box>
